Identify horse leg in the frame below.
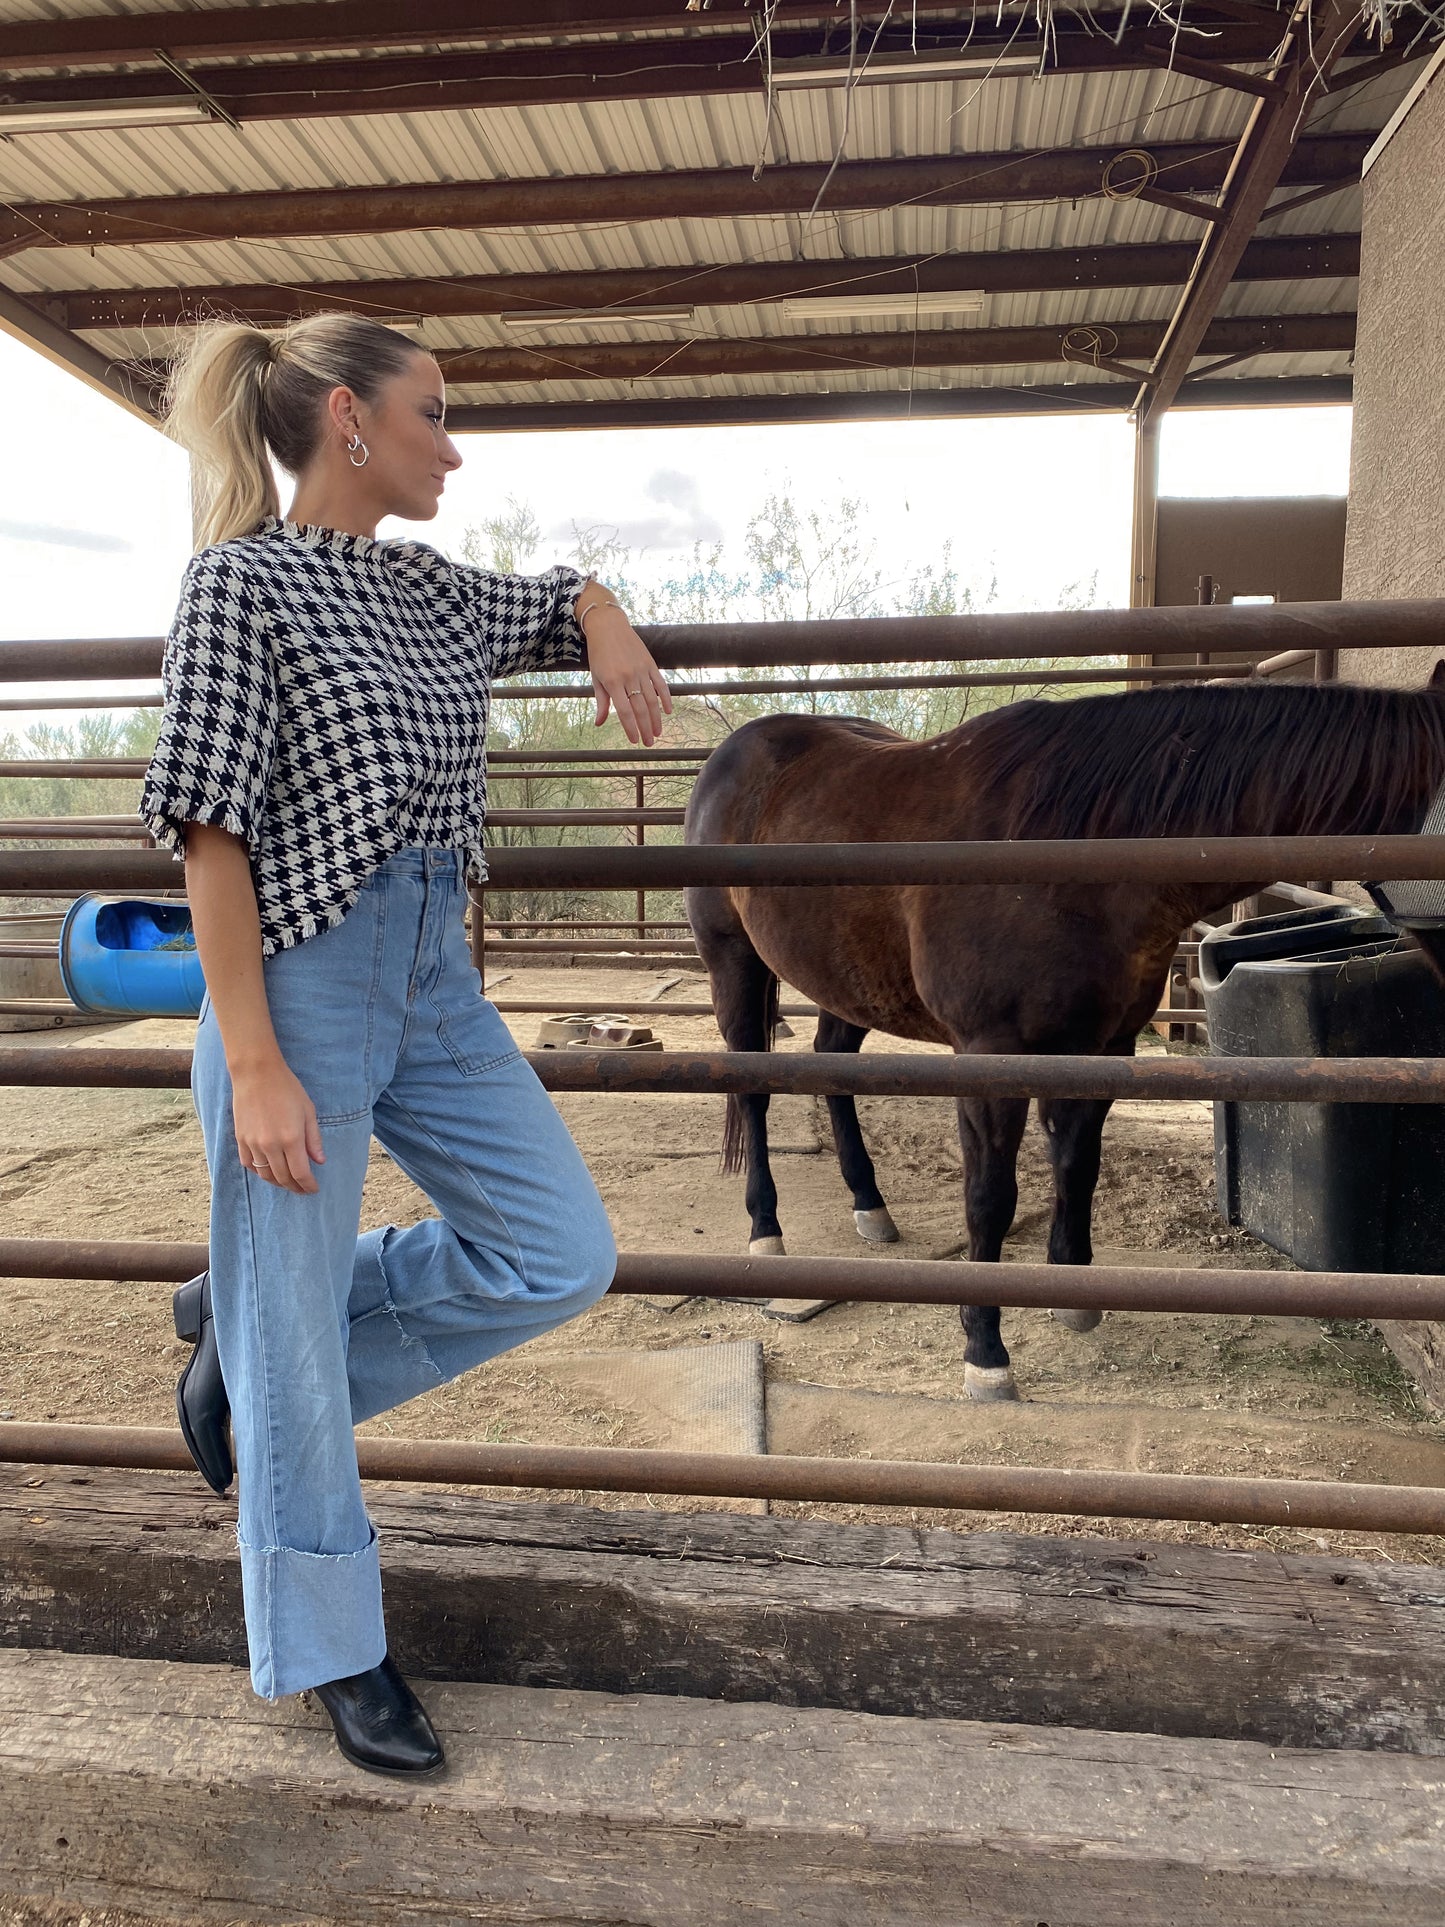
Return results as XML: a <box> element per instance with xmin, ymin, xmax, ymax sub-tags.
<box><xmin>689</xmin><ymin>893</ymin><xmax>786</xmax><ymax>1255</ymax></box>
<box><xmin>955</xmin><ymin>1095</ymin><xmax>1029</xmax><ymax>1401</ymax></box>
<box><xmin>814</xmin><ymin>1010</ymin><xmax>900</xmax><ymax>1245</ymax></box>
<box><xmin>1038</xmin><ymin>1096</ymin><xmax>1114</xmax><ymax>1333</ymax></box>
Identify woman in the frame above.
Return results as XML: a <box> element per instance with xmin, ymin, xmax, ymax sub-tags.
<box><xmin>139</xmin><ymin>314</ymin><xmax>671</xmax><ymax>1776</ymax></box>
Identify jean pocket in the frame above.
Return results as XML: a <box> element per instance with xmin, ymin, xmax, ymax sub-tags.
<box><xmin>431</xmin><ymin>959</ymin><xmax>521</xmax><ymax>1078</ymax></box>
<box><xmin>437</xmin><ymin>1020</ymin><xmax>521</xmax><ymax>1079</ymax></box>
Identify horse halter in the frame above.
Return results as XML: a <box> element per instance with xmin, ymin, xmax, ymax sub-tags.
<box><xmin>346</xmin><ymin>432</ymin><xmax>370</xmax><ymax>468</ymax></box>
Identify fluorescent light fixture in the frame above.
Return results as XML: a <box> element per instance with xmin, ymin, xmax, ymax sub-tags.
<box><xmin>0</xmin><ymin>96</ymin><xmax>214</xmax><ymax>135</ymax></box>
<box><xmin>501</xmin><ymin>307</ymin><xmax>694</xmax><ymax>330</ymax></box>
<box><xmin>782</xmin><ymin>291</ymin><xmax>986</xmax><ymax>320</ymax></box>
<box><xmin>772</xmin><ymin>51</ymin><xmax>1041</xmax><ymax>87</ymax></box>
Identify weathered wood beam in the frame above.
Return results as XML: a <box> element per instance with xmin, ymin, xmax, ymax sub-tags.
<box><xmin>1139</xmin><ymin>0</ymin><xmax>1367</xmax><ymax>427</ymax></box>
<box><xmin>442</xmin><ymin>375</ymin><xmax>1353</xmax><ymax>430</ymax></box>
<box><xmin>413</xmin><ymin>311</ymin><xmax>1356</xmax><ymax>385</ymax></box>
<box><xmin>4</xmin><ymin>1469</ymin><xmax>1445</xmax><ymax>1753</ymax></box>
<box><xmin>0</xmin><ymin>135</ymin><xmax>1373</xmax><ymax>257</ymax></box>
<box><xmin>8</xmin><ymin>1648</ymin><xmax>1445</xmax><ymax>1924</ymax></box>
<box><xmin>0</xmin><ymin>20</ymin><xmax>1334</xmax><ymax>124</ymax></box>
<box><xmin>44</xmin><ymin>233</ymin><xmax>1361</xmax><ymax>331</ymax></box>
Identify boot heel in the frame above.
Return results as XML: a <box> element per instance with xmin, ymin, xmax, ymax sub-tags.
<box><xmin>173</xmin><ymin>1273</ymin><xmax>204</xmax><ymax>1343</ymax></box>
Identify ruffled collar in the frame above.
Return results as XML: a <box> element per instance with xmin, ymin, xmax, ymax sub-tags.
<box><xmin>253</xmin><ymin>517</ymin><xmax>450</xmax><ymax>579</ymax></box>
<box><xmin>255</xmin><ymin>514</ymin><xmax>388</xmax><ymax>558</ymax></box>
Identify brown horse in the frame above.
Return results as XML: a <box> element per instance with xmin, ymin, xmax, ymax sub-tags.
<box><xmin>684</xmin><ymin>681</ymin><xmax>1445</xmax><ymax>1400</ymax></box>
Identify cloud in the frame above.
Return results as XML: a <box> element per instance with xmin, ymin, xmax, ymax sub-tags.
<box><xmin>544</xmin><ymin>499</ymin><xmax>725</xmax><ymax>556</ymax></box>
<box><xmin>543</xmin><ymin>469</ymin><xmax>724</xmax><ymax>556</ymax></box>
<box><xmin>645</xmin><ymin>468</ymin><xmax>702</xmax><ymax>512</ymax></box>
<box><xmin>0</xmin><ymin>517</ymin><xmax>133</xmax><ymax>554</ymax></box>
<box><xmin>608</xmin><ymin>513</ymin><xmax>723</xmax><ymax>550</ymax></box>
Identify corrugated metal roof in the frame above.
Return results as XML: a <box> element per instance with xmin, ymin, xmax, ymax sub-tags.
<box><xmin>0</xmin><ymin>1</ymin><xmax>1423</xmax><ymax>420</ymax></box>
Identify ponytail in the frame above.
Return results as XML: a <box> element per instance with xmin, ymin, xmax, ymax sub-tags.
<box><xmin>162</xmin><ymin>314</ymin><xmax>422</xmax><ymax>551</ymax></box>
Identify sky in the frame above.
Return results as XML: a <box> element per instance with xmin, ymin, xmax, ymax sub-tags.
<box><xmin>0</xmin><ymin>324</ymin><xmax>1355</xmax><ymax>736</ymax></box>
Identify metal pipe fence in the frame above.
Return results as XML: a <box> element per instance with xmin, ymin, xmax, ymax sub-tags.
<box><xmin>4</xmin><ymin>611</ymin><xmax>1445</xmax><ymax>1538</ymax></box>
<box><xmin>0</xmin><ymin>809</ymin><xmax>688</xmax><ymax>837</ymax></box>
<box><xmin>6</xmin><ymin>834</ymin><xmax>1445</xmax><ymax>897</ymax></box>
<box><xmin>0</xmin><ymin>759</ymin><xmax>706</xmax><ymax>779</ymax></box>
<box><xmin>3</xmin><ymin>1420</ymin><xmax>1443</xmax><ymax>1536</ymax></box>
<box><xmin>492</xmin><ymin>666</ymin><xmax>1258</xmax><ymax>699</ymax></box>
<box><xmin>482</xmin><ymin>938</ymin><xmax>697</xmax><ymax>955</ymax></box>
<box><xmin>0</xmin><ymin>664</ymin><xmax>1378</xmax><ymax>710</ymax></box>
<box><xmin>3</xmin><ymin>600</ymin><xmax>1438</xmax><ymax>681</ymax></box>
<box><xmin>6</xmin><ymin>1240</ymin><xmax>1444</xmax><ymax>1324</ymax></box>
<box><xmin>2</xmin><ymin>1043</ymin><xmax>1442</xmax><ymax>1103</ymax></box>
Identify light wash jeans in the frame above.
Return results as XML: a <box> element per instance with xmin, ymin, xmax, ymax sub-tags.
<box><xmin>190</xmin><ymin>844</ymin><xmax>616</xmax><ymax>1699</ymax></box>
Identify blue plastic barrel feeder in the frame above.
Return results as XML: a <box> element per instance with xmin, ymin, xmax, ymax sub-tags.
<box><xmin>59</xmin><ymin>895</ymin><xmax>206</xmax><ymax>1017</ymax></box>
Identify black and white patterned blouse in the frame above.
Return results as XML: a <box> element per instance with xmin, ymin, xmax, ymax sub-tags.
<box><xmin>138</xmin><ymin>516</ymin><xmax>588</xmax><ymax>956</ymax></box>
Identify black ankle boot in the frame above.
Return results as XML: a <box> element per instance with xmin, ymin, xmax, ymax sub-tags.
<box><xmin>313</xmin><ymin>1655</ymin><xmax>445</xmax><ymax>1777</ymax></box>
<box><xmin>173</xmin><ymin>1271</ymin><xmax>233</xmax><ymax>1497</ymax></box>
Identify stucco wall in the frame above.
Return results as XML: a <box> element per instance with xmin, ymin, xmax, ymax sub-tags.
<box><xmin>1339</xmin><ymin>54</ymin><xmax>1445</xmax><ymax>689</ymax></box>
<box><xmin>1337</xmin><ymin>61</ymin><xmax>1445</xmax><ymax>1408</ymax></box>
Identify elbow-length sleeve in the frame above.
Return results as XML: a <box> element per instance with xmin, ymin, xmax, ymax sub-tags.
<box><xmin>462</xmin><ymin>562</ymin><xmax>591</xmax><ymax>681</ymax></box>
<box><xmin>138</xmin><ymin>547</ymin><xmax>279</xmax><ymax>863</ymax></box>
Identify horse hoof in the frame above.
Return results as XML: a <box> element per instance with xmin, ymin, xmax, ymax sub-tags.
<box><xmin>1050</xmin><ymin>1308</ymin><xmax>1104</xmax><ymax>1333</ymax></box>
<box><xmin>964</xmin><ymin>1364</ymin><xmax>1020</xmax><ymax>1403</ymax></box>
<box><xmin>854</xmin><ymin>1206</ymin><xmax>900</xmax><ymax>1245</ymax></box>
<box><xmin>749</xmin><ymin>1235</ymin><xmax>787</xmax><ymax>1256</ymax></box>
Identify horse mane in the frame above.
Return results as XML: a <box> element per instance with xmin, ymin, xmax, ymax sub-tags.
<box><xmin>966</xmin><ymin>681</ymin><xmax>1445</xmax><ymax>841</ymax></box>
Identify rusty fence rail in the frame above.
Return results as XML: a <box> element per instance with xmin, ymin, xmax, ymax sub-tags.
<box><xmin>0</xmin><ymin>809</ymin><xmax>687</xmax><ymax>838</ymax></box>
<box><xmin>0</xmin><ymin>668</ymin><xmax>1268</xmax><ymax>713</ymax></box>
<box><xmin>6</xmin><ymin>1239</ymin><xmax>1445</xmax><ymax>1324</ymax></box>
<box><xmin>4</xmin><ymin>599</ymin><xmax>1441</xmax><ymax>682</ymax></box>
<box><xmin>3</xmin><ymin>1043</ymin><xmax>1443</xmax><ymax>1102</ymax></box>
<box><xmin>6</xmin><ymin>833</ymin><xmax>1445</xmax><ymax>898</ymax></box>
<box><xmin>5</xmin><ymin>1240</ymin><xmax>1445</xmax><ymax>1530</ymax></box>
<box><xmin>0</xmin><ymin>751</ymin><xmax>713</xmax><ymax>774</ymax></box>
<box><xmin>3</xmin><ymin>1419</ymin><xmax>1445</xmax><ymax>1536</ymax></box>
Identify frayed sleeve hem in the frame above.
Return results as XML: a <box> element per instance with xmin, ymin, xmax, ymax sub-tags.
<box><xmin>138</xmin><ymin>798</ymin><xmax>261</xmax><ymax>862</ymax></box>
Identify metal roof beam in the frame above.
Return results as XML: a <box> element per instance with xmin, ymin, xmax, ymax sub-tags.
<box><xmin>0</xmin><ymin>135</ymin><xmax>1372</xmax><ymax>259</ymax></box>
<box><xmin>42</xmin><ymin>234</ymin><xmax>1360</xmax><ymax>332</ymax></box>
<box><xmin>1138</xmin><ymin>0</ymin><xmax>1365</xmax><ymax>428</ymax></box>
<box><xmin>165</xmin><ymin>312</ymin><xmax>1347</xmax><ymax>386</ymax></box>
<box><xmin>0</xmin><ymin>21</ymin><xmax>1338</xmax><ymax>125</ymax></box>
<box><xmin>442</xmin><ymin>375</ymin><xmax>1353</xmax><ymax>431</ymax></box>
<box><xmin>0</xmin><ymin>284</ymin><xmax>156</xmax><ymax>425</ymax></box>
<box><xmin>0</xmin><ymin>0</ymin><xmax>1339</xmax><ymax>69</ymax></box>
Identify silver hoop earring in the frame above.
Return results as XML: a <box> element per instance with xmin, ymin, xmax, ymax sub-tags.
<box><xmin>346</xmin><ymin>433</ymin><xmax>369</xmax><ymax>469</ymax></box>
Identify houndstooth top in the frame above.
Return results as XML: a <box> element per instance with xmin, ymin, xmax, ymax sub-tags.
<box><xmin>138</xmin><ymin>516</ymin><xmax>589</xmax><ymax>956</ymax></box>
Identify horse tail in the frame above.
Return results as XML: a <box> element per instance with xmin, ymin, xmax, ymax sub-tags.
<box><xmin>721</xmin><ymin>966</ymin><xmax>779</xmax><ymax>1175</ymax></box>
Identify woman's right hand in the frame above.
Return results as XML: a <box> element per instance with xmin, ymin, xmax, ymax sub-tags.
<box><xmin>230</xmin><ymin>1056</ymin><xmax>326</xmax><ymax>1194</ymax></box>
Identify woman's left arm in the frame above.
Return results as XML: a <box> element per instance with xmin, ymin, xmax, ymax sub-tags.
<box><xmin>575</xmin><ymin>583</ymin><xmax>673</xmax><ymax>748</ymax></box>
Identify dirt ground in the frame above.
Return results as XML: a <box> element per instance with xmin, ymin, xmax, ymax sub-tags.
<box><xmin>3</xmin><ymin>960</ymin><xmax>1444</xmax><ymax>1567</ymax></box>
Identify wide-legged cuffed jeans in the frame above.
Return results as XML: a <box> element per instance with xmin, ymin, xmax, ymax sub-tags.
<box><xmin>189</xmin><ymin>844</ymin><xmax>616</xmax><ymax>1700</ymax></box>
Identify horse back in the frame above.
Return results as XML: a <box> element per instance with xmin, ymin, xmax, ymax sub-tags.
<box><xmin>685</xmin><ymin>713</ymin><xmax>911</xmax><ymax>847</ymax></box>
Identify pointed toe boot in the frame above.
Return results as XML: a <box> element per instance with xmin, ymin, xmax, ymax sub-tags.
<box><xmin>313</xmin><ymin>1655</ymin><xmax>446</xmax><ymax>1777</ymax></box>
<box><xmin>173</xmin><ymin>1271</ymin><xmax>234</xmax><ymax>1497</ymax></box>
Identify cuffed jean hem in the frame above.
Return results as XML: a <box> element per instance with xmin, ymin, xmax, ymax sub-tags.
<box><xmin>240</xmin><ymin>1524</ymin><xmax>386</xmax><ymax>1700</ymax></box>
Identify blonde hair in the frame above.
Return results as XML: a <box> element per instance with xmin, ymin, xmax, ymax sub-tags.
<box><xmin>162</xmin><ymin>314</ymin><xmax>423</xmax><ymax>550</ymax></box>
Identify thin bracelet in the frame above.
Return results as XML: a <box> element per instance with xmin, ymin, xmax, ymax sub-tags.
<box><xmin>578</xmin><ymin>596</ymin><xmax>627</xmax><ymax>637</ymax></box>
